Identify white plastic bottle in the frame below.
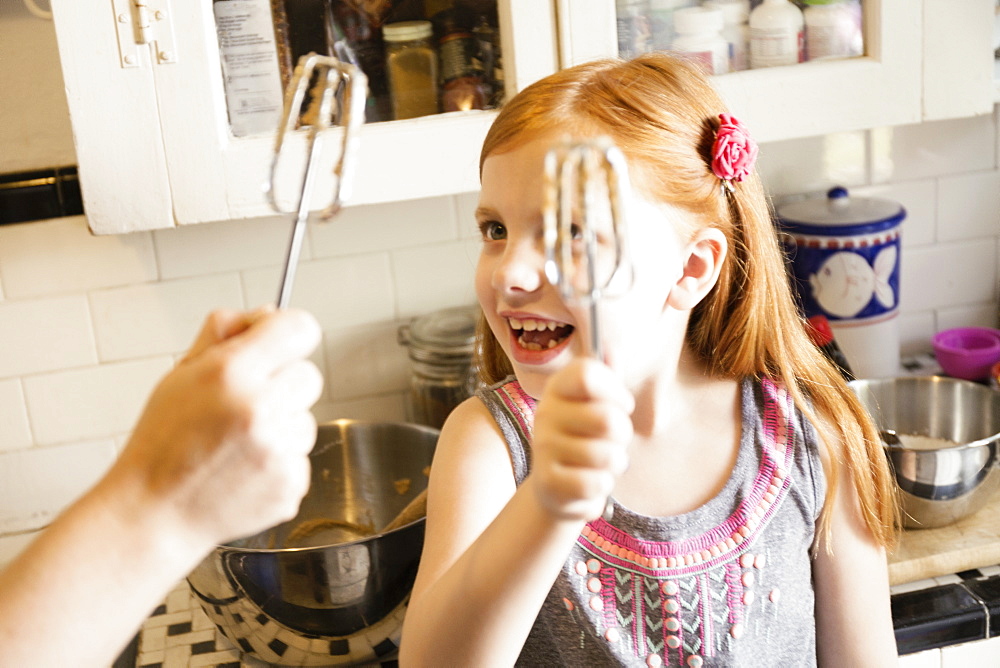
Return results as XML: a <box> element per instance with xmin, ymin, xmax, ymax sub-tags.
<box><xmin>803</xmin><ymin>0</ymin><xmax>863</xmax><ymax>61</ymax></box>
<box><xmin>748</xmin><ymin>0</ymin><xmax>804</xmax><ymax>69</ymax></box>
<box><xmin>672</xmin><ymin>6</ymin><xmax>729</xmax><ymax>75</ymax></box>
<box><xmin>648</xmin><ymin>0</ymin><xmax>697</xmax><ymax>51</ymax></box>
<box><xmin>703</xmin><ymin>0</ymin><xmax>750</xmax><ymax>72</ymax></box>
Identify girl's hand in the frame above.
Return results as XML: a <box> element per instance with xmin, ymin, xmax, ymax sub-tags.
<box><xmin>528</xmin><ymin>358</ymin><xmax>634</xmax><ymax>521</ymax></box>
<box><xmin>105</xmin><ymin>307</ymin><xmax>323</xmax><ymax>549</ymax></box>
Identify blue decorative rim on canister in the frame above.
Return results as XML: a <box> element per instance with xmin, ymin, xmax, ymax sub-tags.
<box><xmin>777</xmin><ymin>186</ymin><xmax>906</xmax><ymax>324</ymax></box>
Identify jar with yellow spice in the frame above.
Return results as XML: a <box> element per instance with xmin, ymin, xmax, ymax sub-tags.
<box><xmin>383</xmin><ymin>21</ymin><xmax>439</xmax><ymax>120</ymax></box>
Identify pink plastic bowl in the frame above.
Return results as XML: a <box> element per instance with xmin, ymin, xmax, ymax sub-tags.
<box><xmin>932</xmin><ymin>327</ymin><xmax>1000</xmax><ymax>381</ymax></box>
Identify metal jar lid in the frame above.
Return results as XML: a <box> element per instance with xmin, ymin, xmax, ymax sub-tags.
<box><xmin>398</xmin><ymin>305</ymin><xmax>479</xmax><ymax>363</ymax></box>
<box><xmin>776</xmin><ymin>186</ymin><xmax>906</xmax><ymax>236</ymax></box>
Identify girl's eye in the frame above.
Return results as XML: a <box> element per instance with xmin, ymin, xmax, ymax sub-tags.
<box><xmin>569</xmin><ymin>223</ymin><xmax>583</xmax><ymax>241</ymax></box>
<box><xmin>479</xmin><ymin>220</ymin><xmax>507</xmax><ymax>241</ymax></box>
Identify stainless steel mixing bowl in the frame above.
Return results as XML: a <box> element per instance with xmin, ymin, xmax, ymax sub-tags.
<box><xmin>187</xmin><ymin>419</ymin><xmax>438</xmax><ymax>666</ymax></box>
<box><xmin>850</xmin><ymin>376</ymin><xmax>1000</xmax><ymax>529</ymax></box>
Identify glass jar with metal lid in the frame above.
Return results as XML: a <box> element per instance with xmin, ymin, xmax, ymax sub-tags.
<box><xmin>383</xmin><ymin>20</ymin><xmax>439</xmax><ymax>120</ymax></box>
<box><xmin>398</xmin><ymin>305</ymin><xmax>480</xmax><ymax>428</ymax></box>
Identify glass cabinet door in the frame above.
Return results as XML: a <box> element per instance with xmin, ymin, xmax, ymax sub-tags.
<box><xmin>49</xmin><ymin>0</ymin><xmax>558</xmax><ymax>233</ymax></box>
<box><xmin>555</xmin><ymin>0</ymin><xmax>993</xmax><ymax>143</ymax></box>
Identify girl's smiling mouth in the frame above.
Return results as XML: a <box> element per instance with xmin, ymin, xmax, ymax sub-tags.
<box><xmin>507</xmin><ymin>316</ymin><xmax>575</xmax><ymax>356</ymax></box>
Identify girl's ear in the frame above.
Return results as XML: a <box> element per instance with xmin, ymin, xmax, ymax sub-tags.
<box><xmin>666</xmin><ymin>227</ymin><xmax>728</xmax><ymax>311</ymax></box>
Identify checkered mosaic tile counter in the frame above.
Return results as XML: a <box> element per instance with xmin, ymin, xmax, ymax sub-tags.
<box><xmin>120</xmin><ymin>580</ymin><xmax>398</xmax><ymax>668</ymax></box>
<box><xmin>116</xmin><ymin>563</ymin><xmax>1000</xmax><ymax>665</ymax></box>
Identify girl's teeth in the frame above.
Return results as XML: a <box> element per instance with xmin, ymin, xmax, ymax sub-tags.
<box><xmin>516</xmin><ymin>335</ymin><xmax>563</xmax><ymax>350</ymax></box>
<box><xmin>508</xmin><ymin>317</ymin><xmax>564</xmax><ymax>331</ymax></box>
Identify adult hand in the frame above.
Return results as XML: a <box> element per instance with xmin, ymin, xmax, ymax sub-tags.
<box><xmin>104</xmin><ymin>307</ymin><xmax>323</xmax><ymax>549</ymax></box>
<box><xmin>528</xmin><ymin>358</ymin><xmax>634</xmax><ymax>521</ymax></box>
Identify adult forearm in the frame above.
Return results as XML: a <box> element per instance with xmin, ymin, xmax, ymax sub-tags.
<box><xmin>401</xmin><ymin>483</ymin><xmax>584</xmax><ymax>667</ymax></box>
<box><xmin>0</xmin><ymin>476</ymin><xmax>211</xmax><ymax>667</ymax></box>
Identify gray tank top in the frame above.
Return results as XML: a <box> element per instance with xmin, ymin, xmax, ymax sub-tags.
<box><xmin>478</xmin><ymin>376</ymin><xmax>826</xmax><ymax>667</ymax></box>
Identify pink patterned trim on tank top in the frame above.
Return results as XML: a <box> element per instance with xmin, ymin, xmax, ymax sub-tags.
<box><xmin>494</xmin><ymin>376</ymin><xmax>796</xmax><ymax>573</ymax></box>
<box><xmin>495</xmin><ymin>381</ymin><xmax>537</xmax><ymax>444</ymax></box>
<box><xmin>576</xmin><ymin>378</ymin><xmax>795</xmax><ymax>577</ymax></box>
<box><xmin>490</xmin><ymin>376</ymin><xmax>806</xmax><ymax>665</ymax></box>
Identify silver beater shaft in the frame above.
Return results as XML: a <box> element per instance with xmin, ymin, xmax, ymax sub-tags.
<box><xmin>266</xmin><ymin>53</ymin><xmax>367</xmax><ymax>308</ymax></box>
<box><xmin>543</xmin><ymin>136</ymin><xmax>632</xmax><ymax>361</ymax></box>
<box><xmin>542</xmin><ymin>136</ymin><xmax>633</xmax><ymax>521</ymax></box>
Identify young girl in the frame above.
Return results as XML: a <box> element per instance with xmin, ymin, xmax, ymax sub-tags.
<box><xmin>401</xmin><ymin>53</ymin><xmax>899</xmax><ymax>667</ymax></box>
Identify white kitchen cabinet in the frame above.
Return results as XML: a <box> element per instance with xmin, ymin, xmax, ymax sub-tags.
<box><xmin>49</xmin><ymin>0</ymin><xmax>559</xmax><ymax>234</ymax></box>
<box><xmin>50</xmin><ymin>0</ymin><xmax>993</xmax><ymax>235</ymax></box>
<box><xmin>558</xmin><ymin>0</ymin><xmax>994</xmax><ymax>143</ymax></box>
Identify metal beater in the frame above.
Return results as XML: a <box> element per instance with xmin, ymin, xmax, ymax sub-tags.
<box><xmin>542</xmin><ymin>136</ymin><xmax>633</xmax><ymax>520</ymax></box>
<box><xmin>543</xmin><ymin>136</ymin><xmax>632</xmax><ymax>361</ymax></box>
<box><xmin>266</xmin><ymin>53</ymin><xmax>367</xmax><ymax>308</ymax></box>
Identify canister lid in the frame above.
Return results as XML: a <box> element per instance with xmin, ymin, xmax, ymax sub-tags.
<box><xmin>776</xmin><ymin>186</ymin><xmax>906</xmax><ymax>236</ymax></box>
<box><xmin>399</xmin><ymin>305</ymin><xmax>478</xmax><ymax>361</ymax></box>
<box><xmin>383</xmin><ymin>21</ymin><xmax>433</xmax><ymax>42</ymax></box>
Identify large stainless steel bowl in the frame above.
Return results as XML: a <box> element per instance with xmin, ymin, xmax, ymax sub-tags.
<box><xmin>187</xmin><ymin>419</ymin><xmax>438</xmax><ymax>666</ymax></box>
<box><xmin>850</xmin><ymin>376</ymin><xmax>1000</xmax><ymax>529</ymax></box>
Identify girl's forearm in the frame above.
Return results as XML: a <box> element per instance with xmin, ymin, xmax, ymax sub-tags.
<box><xmin>401</xmin><ymin>479</ymin><xmax>584</xmax><ymax>667</ymax></box>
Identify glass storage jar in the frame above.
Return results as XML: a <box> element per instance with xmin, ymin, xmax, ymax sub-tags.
<box><xmin>383</xmin><ymin>20</ymin><xmax>439</xmax><ymax>120</ymax></box>
<box><xmin>398</xmin><ymin>305</ymin><xmax>480</xmax><ymax>428</ymax></box>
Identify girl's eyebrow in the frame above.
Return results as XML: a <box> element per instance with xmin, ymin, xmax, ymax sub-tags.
<box><xmin>474</xmin><ymin>206</ymin><xmax>501</xmax><ymax>220</ymax></box>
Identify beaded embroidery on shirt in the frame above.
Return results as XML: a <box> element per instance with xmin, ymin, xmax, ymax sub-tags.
<box><xmin>490</xmin><ymin>378</ymin><xmax>799</xmax><ymax>667</ymax></box>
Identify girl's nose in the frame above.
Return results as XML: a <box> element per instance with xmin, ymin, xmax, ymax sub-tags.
<box><xmin>493</xmin><ymin>240</ymin><xmax>545</xmax><ymax>296</ymax></box>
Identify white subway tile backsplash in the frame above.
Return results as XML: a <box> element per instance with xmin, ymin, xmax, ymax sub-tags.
<box><xmin>936</xmin><ymin>171</ymin><xmax>1000</xmax><ymax>242</ymax></box>
<box><xmin>455</xmin><ymin>191</ymin><xmax>481</xmax><ymax>240</ymax></box>
<box><xmin>758</xmin><ymin>131</ymin><xmax>868</xmax><ymax>198</ymax></box>
<box><xmin>391</xmin><ymin>239</ymin><xmax>479</xmax><ymax>319</ymax></box>
<box><xmin>153</xmin><ymin>214</ymin><xmax>310</xmax><ymax>280</ymax></box>
<box><xmin>937</xmin><ymin>303</ymin><xmax>1000</xmax><ymax>331</ymax></box>
<box><xmin>898</xmin><ymin>310</ymin><xmax>936</xmax><ymax>356</ymax></box>
<box><xmin>0</xmin><ymin>216</ymin><xmax>157</xmax><ymax>299</ymax></box>
<box><xmin>900</xmin><ymin>241</ymin><xmax>997</xmax><ymax>312</ymax></box>
<box><xmin>243</xmin><ymin>254</ymin><xmax>396</xmax><ymax>330</ymax></box>
<box><xmin>0</xmin><ymin>295</ymin><xmax>96</xmax><ymax>378</ymax></box>
<box><xmin>854</xmin><ymin>180</ymin><xmax>936</xmax><ymax>248</ymax></box>
<box><xmin>312</xmin><ymin>392</ymin><xmax>409</xmax><ymax>425</ymax></box>
<box><xmin>0</xmin><ymin>378</ymin><xmax>31</xmax><ymax>452</ymax></box>
<box><xmin>89</xmin><ymin>274</ymin><xmax>244</xmax><ymax>362</ymax></box>
<box><xmin>323</xmin><ymin>321</ymin><xmax>410</xmax><ymax>401</ymax></box>
<box><xmin>874</xmin><ymin>115</ymin><xmax>996</xmax><ymax>184</ymax></box>
<box><xmin>0</xmin><ymin>439</ymin><xmax>117</xmax><ymax>534</ymax></box>
<box><xmin>2</xmin><ymin>107</ymin><xmax>1000</xmax><ymax>547</ymax></box>
<box><xmin>310</xmin><ymin>196</ymin><xmax>458</xmax><ymax>258</ymax></box>
<box><xmin>22</xmin><ymin>356</ymin><xmax>173</xmax><ymax>446</ymax></box>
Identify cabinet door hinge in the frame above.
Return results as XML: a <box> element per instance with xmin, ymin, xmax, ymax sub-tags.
<box><xmin>111</xmin><ymin>0</ymin><xmax>178</xmax><ymax>68</ymax></box>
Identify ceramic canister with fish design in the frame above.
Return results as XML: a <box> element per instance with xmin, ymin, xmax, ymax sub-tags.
<box><xmin>777</xmin><ymin>186</ymin><xmax>906</xmax><ymax>379</ymax></box>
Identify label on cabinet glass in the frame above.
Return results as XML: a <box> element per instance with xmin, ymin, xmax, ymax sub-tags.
<box><xmin>214</xmin><ymin>0</ymin><xmax>285</xmax><ymax>137</ymax></box>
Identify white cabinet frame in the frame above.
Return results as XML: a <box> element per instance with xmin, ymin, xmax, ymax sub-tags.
<box><xmin>557</xmin><ymin>0</ymin><xmax>993</xmax><ymax>144</ymax></box>
<box><xmin>51</xmin><ymin>0</ymin><xmax>558</xmax><ymax>233</ymax></box>
<box><xmin>50</xmin><ymin>0</ymin><xmax>992</xmax><ymax>234</ymax></box>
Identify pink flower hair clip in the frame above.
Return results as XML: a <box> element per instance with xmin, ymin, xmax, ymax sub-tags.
<box><xmin>711</xmin><ymin>113</ymin><xmax>759</xmax><ymax>192</ymax></box>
